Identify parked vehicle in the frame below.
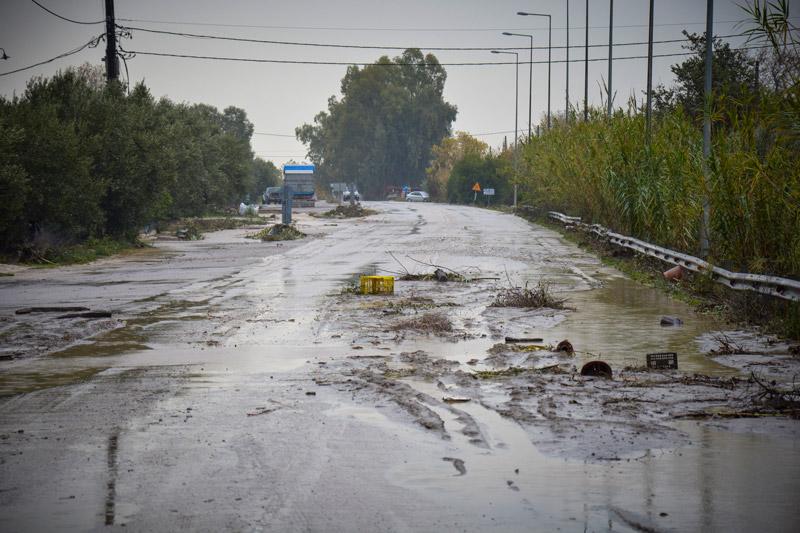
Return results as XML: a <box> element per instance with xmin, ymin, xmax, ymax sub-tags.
<box><xmin>343</xmin><ymin>189</ymin><xmax>360</xmax><ymax>202</ymax></box>
<box><xmin>406</xmin><ymin>191</ymin><xmax>430</xmax><ymax>202</ymax></box>
<box><xmin>263</xmin><ymin>186</ymin><xmax>282</xmax><ymax>204</ymax></box>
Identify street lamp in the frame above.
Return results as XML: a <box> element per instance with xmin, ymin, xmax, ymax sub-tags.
<box><xmin>517</xmin><ymin>11</ymin><xmax>551</xmax><ymax>129</ymax></box>
<box><xmin>492</xmin><ymin>50</ymin><xmax>519</xmax><ymax>207</ymax></box>
<box><xmin>502</xmin><ymin>32</ymin><xmax>533</xmax><ymax>139</ymax></box>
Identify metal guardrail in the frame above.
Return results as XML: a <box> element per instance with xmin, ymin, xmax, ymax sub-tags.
<box><xmin>548</xmin><ymin>211</ymin><xmax>800</xmax><ymax>302</ymax></box>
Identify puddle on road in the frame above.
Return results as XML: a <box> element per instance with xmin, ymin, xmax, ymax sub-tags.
<box><xmin>364</xmin><ymin>378</ymin><xmax>800</xmax><ymax>532</ymax></box>
<box><xmin>488</xmin><ymin>275</ymin><xmax>733</xmax><ymax>374</ymax></box>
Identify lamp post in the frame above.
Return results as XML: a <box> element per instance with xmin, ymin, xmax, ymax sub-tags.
<box><xmin>608</xmin><ymin>0</ymin><xmax>614</xmax><ymax>117</ymax></box>
<box><xmin>502</xmin><ymin>32</ymin><xmax>533</xmax><ymax>139</ymax></box>
<box><xmin>517</xmin><ymin>11</ymin><xmax>551</xmax><ymax>129</ymax></box>
<box><xmin>492</xmin><ymin>50</ymin><xmax>520</xmax><ymax>207</ymax></box>
<box><xmin>566</xmin><ymin>0</ymin><xmax>570</xmax><ymax>123</ymax></box>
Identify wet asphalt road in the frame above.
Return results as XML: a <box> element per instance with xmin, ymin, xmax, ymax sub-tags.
<box><xmin>1</xmin><ymin>202</ymin><xmax>799</xmax><ymax>532</ymax></box>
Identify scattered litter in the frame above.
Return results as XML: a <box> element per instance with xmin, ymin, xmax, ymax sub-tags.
<box><xmin>360</xmin><ymin>275</ymin><xmax>394</xmax><ymax>295</ymax></box>
<box><xmin>646</xmin><ymin>352</ymin><xmax>678</xmax><ymax>370</ymax></box>
<box><xmin>246</xmin><ymin>407</ymin><xmax>277</xmax><ymax>417</ymax></box>
<box><xmin>305</xmin><ymin>391</ymin><xmax>316</xmax><ymax>396</ymax></box>
<box><xmin>555</xmin><ymin>339</ymin><xmax>574</xmax><ymax>354</ymax></box>
<box><xmin>660</xmin><ymin>316</ymin><xmax>683</xmax><ymax>327</ymax></box>
<box><xmin>56</xmin><ymin>311</ymin><xmax>112</xmax><ymax>319</ymax></box>
<box><xmin>505</xmin><ymin>336</ymin><xmax>544</xmax><ymax>343</ymax></box>
<box><xmin>442</xmin><ymin>396</ymin><xmax>471</xmax><ymax>403</ymax></box>
<box><xmin>663</xmin><ymin>265</ymin><xmax>684</xmax><ymax>281</ymax></box>
<box><xmin>442</xmin><ymin>457</ymin><xmax>467</xmax><ymax>476</ymax></box>
<box><xmin>580</xmin><ymin>360</ymin><xmax>613</xmax><ymax>378</ymax></box>
<box><xmin>466</xmin><ymin>359</ymin><xmax>479</xmax><ymax>365</ymax></box>
<box><xmin>16</xmin><ymin>306</ymin><xmax>90</xmax><ymax>315</ymax></box>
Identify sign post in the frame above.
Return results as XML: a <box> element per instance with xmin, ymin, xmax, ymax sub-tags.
<box><xmin>483</xmin><ymin>188</ymin><xmax>495</xmax><ymax>207</ymax></box>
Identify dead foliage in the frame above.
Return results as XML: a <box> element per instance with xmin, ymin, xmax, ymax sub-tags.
<box><xmin>387</xmin><ymin>252</ymin><xmax>490</xmax><ymax>283</ymax></box>
<box><xmin>474</xmin><ymin>364</ymin><xmax>567</xmax><ymax>379</ymax></box>
<box><xmin>399</xmin><ymin>270</ymin><xmax>466</xmax><ymax>282</ymax></box>
<box><xmin>320</xmin><ymin>204</ymin><xmax>377</xmax><ymax>218</ymax></box>
<box><xmin>390</xmin><ymin>312</ymin><xmax>453</xmax><ymax>333</ymax></box>
<box><xmin>747</xmin><ymin>372</ymin><xmax>800</xmax><ymax>415</ymax></box>
<box><xmin>248</xmin><ymin>224</ymin><xmax>306</xmax><ymax>242</ymax></box>
<box><xmin>491</xmin><ymin>281</ymin><xmax>567</xmax><ymax>309</ymax></box>
<box><xmin>708</xmin><ymin>333</ymin><xmax>748</xmax><ymax>355</ymax></box>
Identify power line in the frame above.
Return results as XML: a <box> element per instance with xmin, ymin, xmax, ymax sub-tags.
<box><xmin>116</xmin><ymin>17</ymin><xmax>776</xmax><ymax>32</ymax></box>
<box><xmin>119</xmin><ymin>43</ymin><xmax>773</xmax><ymax>68</ymax></box>
<box><xmin>29</xmin><ymin>0</ymin><xmax>104</xmax><ymax>25</ymax></box>
<box><xmin>0</xmin><ymin>35</ymin><xmax>104</xmax><ymax>77</ymax></box>
<box><xmin>119</xmin><ymin>24</ymin><xmax>748</xmax><ymax>52</ymax></box>
<box><xmin>254</xmin><ymin>132</ymin><xmax>296</xmax><ymax>137</ymax></box>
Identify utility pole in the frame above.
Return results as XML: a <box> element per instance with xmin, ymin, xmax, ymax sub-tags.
<box><xmin>104</xmin><ymin>0</ymin><xmax>119</xmax><ymax>82</ymax></box>
<box><xmin>607</xmin><ymin>0</ymin><xmax>613</xmax><ymax>117</ymax></box>
<box><xmin>584</xmin><ymin>0</ymin><xmax>589</xmax><ymax>121</ymax></box>
<box><xmin>646</xmin><ymin>0</ymin><xmax>655</xmax><ymax>143</ymax></box>
<box><xmin>700</xmin><ymin>0</ymin><xmax>713</xmax><ymax>258</ymax></box>
<box><xmin>566</xmin><ymin>0</ymin><xmax>570</xmax><ymax>123</ymax></box>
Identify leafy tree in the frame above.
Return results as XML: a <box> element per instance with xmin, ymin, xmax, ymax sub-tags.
<box><xmin>297</xmin><ymin>49</ymin><xmax>457</xmax><ymax>198</ymax></box>
<box><xmin>0</xmin><ymin>65</ymin><xmax>265</xmax><ymax>253</ymax></box>
<box><xmin>425</xmin><ymin>132</ymin><xmax>488</xmax><ymax>201</ymax></box>
<box><xmin>446</xmin><ymin>151</ymin><xmax>513</xmax><ymax>205</ymax></box>
<box><xmin>652</xmin><ymin>31</ymin><xmax>756</xmax><ymax>118</ymax></box>
<box><xmin>251</xmin><ymin>158</ymin><xmax>281</xmax><ymax>199</ymax></box>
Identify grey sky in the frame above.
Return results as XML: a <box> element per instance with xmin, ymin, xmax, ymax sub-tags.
<box><xmin>0</xmin><ymin>0</ymin><xmax>772</xmax><ymax>167</ymax></box>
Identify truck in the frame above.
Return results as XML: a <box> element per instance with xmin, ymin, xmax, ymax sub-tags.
<box><xmin>283</xmin><ymin>164</ymin><xmax>316</xmax><ymax>207</ymax></box>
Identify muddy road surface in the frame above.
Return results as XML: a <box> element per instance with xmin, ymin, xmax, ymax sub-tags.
<box><xmin>1</xmin><ymin>203</ymin><xmax>799</xmax><ymax>531</ymax></box>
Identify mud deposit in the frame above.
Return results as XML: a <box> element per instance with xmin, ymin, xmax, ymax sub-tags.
<box><xmin>1</xmin><ymin>202</ymin><xmax>799</xmax><ymax>531</ymax></box>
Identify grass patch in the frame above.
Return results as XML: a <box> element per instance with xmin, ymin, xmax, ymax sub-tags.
<box><xmin>247</xmin><ymin>224</ymin><xmax>306</xmax><ymax>242</ymax></box>
<box><xmin>491</xmin><ymin>281</ymin><xmax>567</xmax><ymax>309</ymax></box>
<box><xmin>390</xmin><ymin>312</ymin><xmax>453</xmax><ymax>333</ymax></box>
<box><xmin>14</xmin><ymin>237</ymin><xmax>144</xmax><ymax>266</ymax></box>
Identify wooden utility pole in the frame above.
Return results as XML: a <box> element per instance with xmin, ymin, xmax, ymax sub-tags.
<box><xmin>646</xmin><ymin>0</ymin><xmax>655</xmax><ymax>142</ymax></box>
<box><xmin>105</xmin><ymin>0</ymin><xmax>119</xmax><ymax>82</ymax></box>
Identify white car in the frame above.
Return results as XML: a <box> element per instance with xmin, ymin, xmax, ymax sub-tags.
<box><xmin>406</xmin><ymin>191</ymin><xmax>430</xmax><ymax>202</ymax></box>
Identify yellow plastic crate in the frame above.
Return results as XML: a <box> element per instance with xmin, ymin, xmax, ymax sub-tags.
<box><xmin>360</xmin><ymin>275</ymin><xmax>394</xmax><ymax>295</ymax></box>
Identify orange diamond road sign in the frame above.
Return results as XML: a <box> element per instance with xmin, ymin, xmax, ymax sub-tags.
<box><xmin>472</xmin><ymin>182</ymin><xmax>481</xmax><ymax>192</ymax></box>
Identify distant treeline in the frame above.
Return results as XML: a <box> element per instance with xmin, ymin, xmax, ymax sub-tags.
<box><xmin>0</xmin><ymin>65</ymin><xmax>279</xmax><ymax>254</ymax></box>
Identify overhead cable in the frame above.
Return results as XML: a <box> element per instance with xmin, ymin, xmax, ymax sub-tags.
<box><xmin>115</xmin><ymin>17</ymin><xmax>780</xmax><ymax>32</ymax></box>
<box><xmin>0</xmin><ymin>35</ymin><xmax>104</xmax><ymax>77</ymax></box>
<box><xmin>118</xmin><ymin>43</ymin><xmax>772</xmax><ymax>68</ymax></box>
<box><xmin>29</xmin><ymin>0</ymin><xmax>104</xmax><ymax>25</ymax></box>
<box><xmin>119</xmin><ymin>25</ymin><xmax>749</xmax><ymax>52</ymax></box>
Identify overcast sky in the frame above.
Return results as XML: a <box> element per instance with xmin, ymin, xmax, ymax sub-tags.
<box><xmin>0</xmin><ymin>0</ymin><xmax>773</xmax><ymax>167</ymax></box>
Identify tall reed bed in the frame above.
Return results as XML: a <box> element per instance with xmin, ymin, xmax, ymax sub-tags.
<box><xmin>519</xmin><ymin>102</ymin><xmax>800</xmax><ymax>278</ymax></box>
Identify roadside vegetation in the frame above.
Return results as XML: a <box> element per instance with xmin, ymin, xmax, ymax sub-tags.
<box><xmin>0</xmin><ymin>64</ymin><xmax>280</xmax><ymax>264</ymax></box>
<box><xmin>420</xmin><ymin>3</ymin><xmax>799</xmax><ymax>334</ymax></box>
